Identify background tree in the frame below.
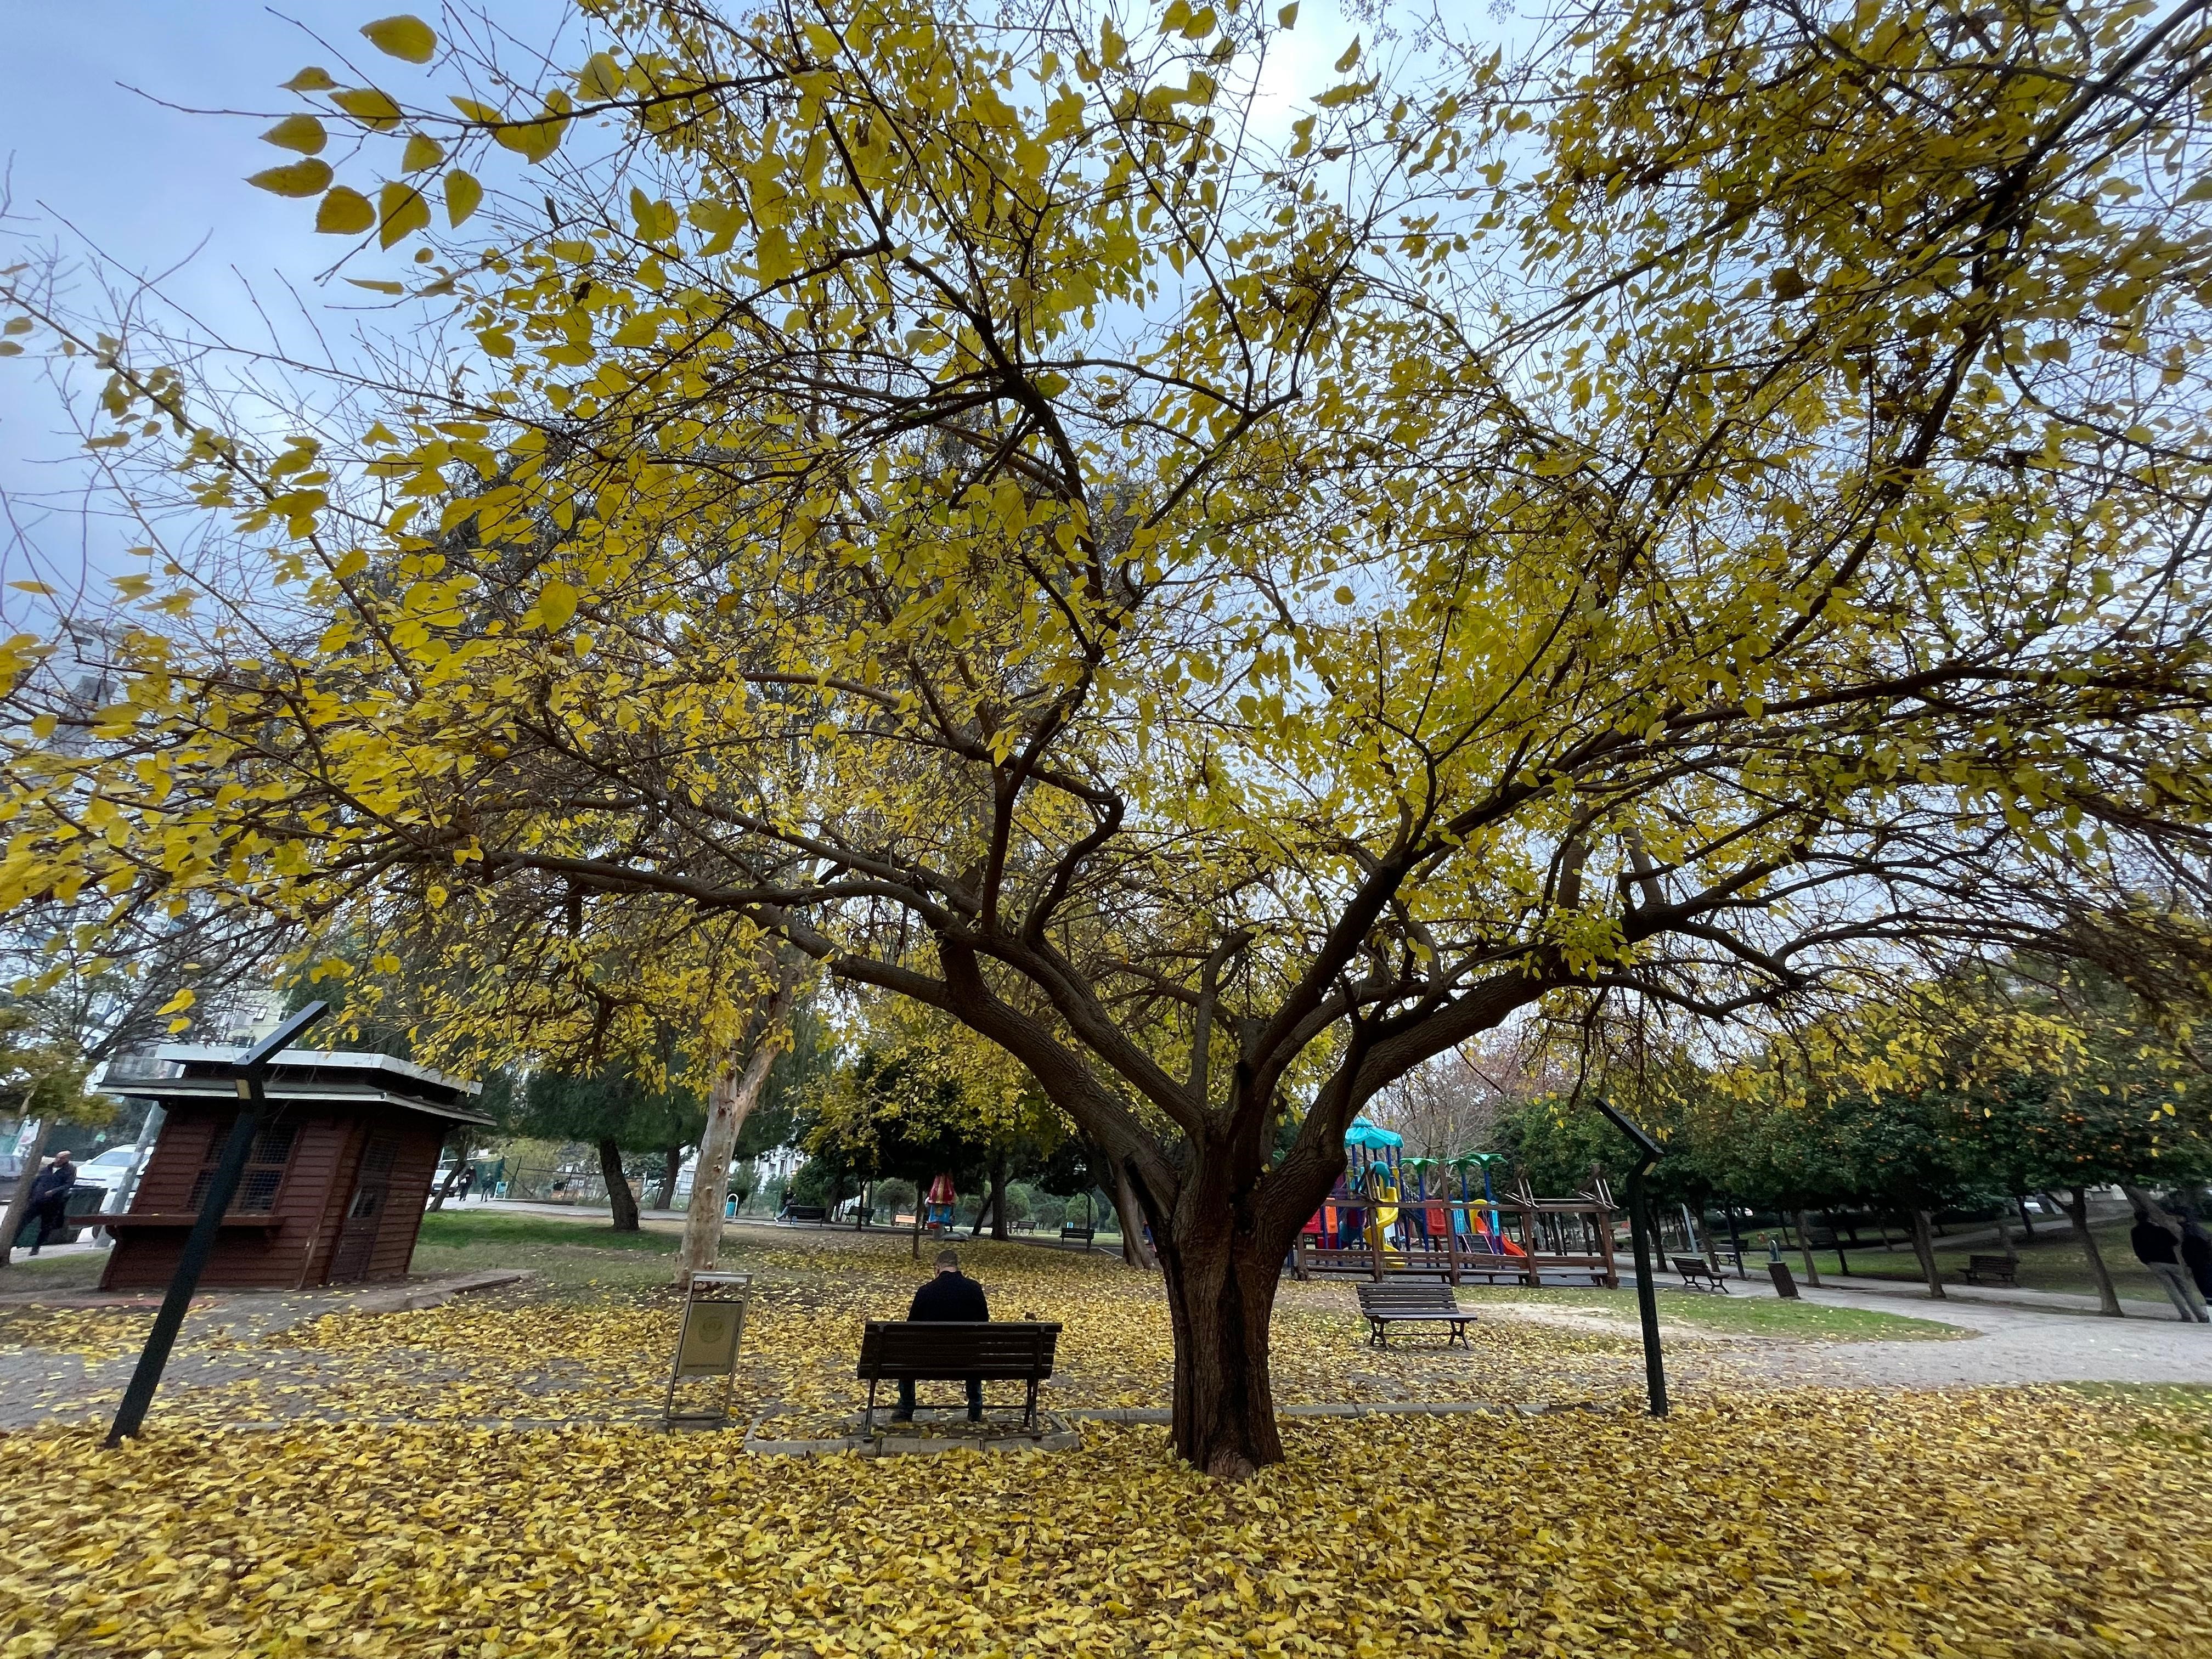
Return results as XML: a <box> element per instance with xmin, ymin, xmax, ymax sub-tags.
<box><xmin>520</xmin><ymin>1064</ymin><xmax>703</xmax><ymax>1233</ymax></box>
<box><xmin>7</xmin><ymin>0</ymin><xmax>2212</xmax><ymax>1474</ymax></box>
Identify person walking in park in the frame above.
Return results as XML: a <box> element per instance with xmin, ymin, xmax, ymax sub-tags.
<box><xmin>2177</xmin><ymin>1205</ymin><xmax>2212</xmax><ymax>1306</ymax></box>
<box><xmin>891</xmin><ymin>1248</ymin><xmax>989</xmax><ymax>1423</ymax></box>
<box><xmin>15</xmin><ymin>1151</ymin><xmax>78</xmax><ymax>1256</ymax></box>
<box><xmin>2131</xmin><ymin>1204</ymin><xmax>2210</xmax><ymax>1323</ymax></box>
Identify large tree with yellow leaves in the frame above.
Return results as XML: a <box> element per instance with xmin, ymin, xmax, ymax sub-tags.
<box><xmin>5</xmin><ymin>0</ymin><xmax>2212</xmax><ymax>1474</ymax></box>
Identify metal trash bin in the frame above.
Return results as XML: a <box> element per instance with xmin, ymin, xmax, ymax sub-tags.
<box><xmin>1768</xmin><ymin>1260</ymin><xmax>1799</xmax><ymax>1299</ymax></box>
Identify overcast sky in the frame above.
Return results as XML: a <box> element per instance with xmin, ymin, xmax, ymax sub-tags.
<box><xmin>0</xmin><ymin>2</ymin><xmax>1374</xmax><ymax>607</ymax></box>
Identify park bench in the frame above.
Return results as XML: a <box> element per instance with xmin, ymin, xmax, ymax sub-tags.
<box><xmin>779</xmin><ymin>1204</ymin><xmax>828</xmax><ymax>1224</ymax></box>
<box><xmin>1060</xmin><ymin>1223</ymin><xmax>1095</xmax><ymax>1245</ymax></box>
<box><xmin>1963</xmin><ymin>1254</ymin><xmax>2018</xmax><ymax>1288</ymax></box>
<box><xmin>856</xmin><ymin>1320</ymin><xmax>1061</xmax><ymax>1435</ymax></box>
<box><xmin>1355</xmin><ymin>1282</ymin><xmax>1475</xmax><ymax>1348</ymax></box>
<box><xmin>1672</xmin><ymin>1255</ymin><xmax>1731</xmax><ymax>1293</ymax></box>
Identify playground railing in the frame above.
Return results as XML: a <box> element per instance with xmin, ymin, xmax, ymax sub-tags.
<box><xmin>1291</xmin><ymin>1231</ymin><xmax>1618</xmax><ymax>1288</ymax></box>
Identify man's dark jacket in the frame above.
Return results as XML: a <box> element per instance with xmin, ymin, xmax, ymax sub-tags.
<box><xmin>2132</xmin><ymin>1218</ymin><xmax>2181</xmax><ymax>1266</ymax></box>
<box><xmin>2180</xmin><ymin>1223</ymin><xmax>2212</xmax><ymax>1292</ymax></box>
<box><xmin>26</xmin><ymin>1164</ymin><xmax>74</xmax><ymax>1207</ymax></box>
<box><xmin>907</xmin><ymin>1271</ymin><xmax>989</xmax><ymax>1322</ymax></box>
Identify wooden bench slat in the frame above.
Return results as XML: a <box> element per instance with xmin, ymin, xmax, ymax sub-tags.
<box><xmin>1671</xmin><ymin>1255</ymin><xmax>1731</xmax><ymax>1293</ymax></box>
<box><xmin>1354</xmin><ymin>1283</ymin><xmax>1474</xmax><ymax>1348</ymax></box>
<box><xmin>854</xmin><ymin>1321</ymin><xmax>1062</xmax><ymax>1436</ymax></box>
<box><xmin>1962</xmin><ymin>1254</ymin><xmax>2018</xmax><ymax>1286</ymax></box>
<box><xmin>857</xmin><ymin>1321</ymin><xmax>1060</xmax><ymax>1379</ymax></box>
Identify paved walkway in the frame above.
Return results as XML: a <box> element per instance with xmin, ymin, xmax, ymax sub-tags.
<box><xmin>1700</xmin><ymin>1282</ymin><xmax>2212</xmax><ymax>1388</ymax></box>
<box><xmin>1790</xmin><ymin>1272</ymin><xmax>2183</xmax><ymax>1322</ymax></box>
<box><xmin>0</xmin><ymin>1270</ymin><xmax>526</xmax><ymax>1430</ymax></box>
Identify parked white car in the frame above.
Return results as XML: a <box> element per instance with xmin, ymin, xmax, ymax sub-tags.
<box><xmin>80</xmin><ymin>1144</ymin><xmax>148</xmax><ymax>1212</ymax></box>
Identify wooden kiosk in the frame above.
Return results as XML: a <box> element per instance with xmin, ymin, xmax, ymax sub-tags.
<box><xmin>97</xmin><ymin>1046</ymin><xmax>488</xmax><ymax>1292</ymax></box>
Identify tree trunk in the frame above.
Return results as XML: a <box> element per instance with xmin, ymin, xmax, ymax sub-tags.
<box><xmin>428</xmin><ymin>1132</ymin><xmax>474</xmax><ymax>1212</ymax></box>
<box><xmin>1793</xmin><ymin>1210</ymin><xmax>1823</xmax><ymax>1288</ymax></box>
<box><xmin>599</xmin><ymin>1139</ymin><xmax>640</xmax><ymax>1233</ymax></box>
<box><xmin>1908</xmin><ymin>1208</ymin><xmax>1945</xmax><ymax>1297</ymax></box>
<box><xmin>969</xmin><ymin>1168</ymin><xmax>993</xmax><ymax>1237</ymax></box>
<box><xmin>0</xmin><ymin>1124</ymin><xmax>58</xmax><ymax>1268</ymax></box>
<box><xmin>1993</xmin><ymin>1207</ymin><xmax>2014</xmax><ymax>1263</ymax></box>
<box><xmin>2015</xmin><ymin>1195</ymin><xmax>2036</xmax><ymax>1242</ymax></box>
<box><xmin>678</xmin><ymin>974</ymin><xmax>797</xmax><ymax>1285</ymax></box>
<box><xmin>2068</xmin><ymin>1186</ymin><xmax>2123</xmax><ymax>1316</ymax></box>
<box><xmin>653</xmin><ymin>1146</ymin><xmax>684</xmax><ymax>1211</ymax></box>
<box><xmin>2121</xmin><ymin>1183</ymin><xmax>2183</xmax><ymax>1238</ymax></box>
<box><xmin>970</xmin><ymin>1145</ymin><xmax>1012</xmax><ymax>1242</ymax></box>
<box><xmin>911</xmin><ymin>1183</ymin><xmax>924</xmax><ymax>1260</ymax></box>
<box><xmin>1155</xmin><ymin>1208</ymin><xmax>1287</xmax><ymax>1480</ymax></box>
<box><xmin>1111</xmin><ymin>1163</ymin><xmax>1156</xmax><ymax>1269</ymax></box>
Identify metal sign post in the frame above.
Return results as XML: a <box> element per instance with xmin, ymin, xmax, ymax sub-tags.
<box><xmin>664</xmin><ymin>1270</ymin><xmax>752</xmax><ymax>1430</ymax></box>
<box><xmin>1596</xmin><ymin>1100</ymin><xmax>1668</xmax><ymax>1419</ymax></box>
<box><xmin>106</xmin><ymin>1002</ymin><xmax>329</xmax><ymax>1445</ymax></box>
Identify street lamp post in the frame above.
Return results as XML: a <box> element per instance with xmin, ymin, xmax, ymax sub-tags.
<box><xmin>1596</xmin><ymin>1100</ymin><xmax>1668</xmax><ymax>1419</ymax></box>
<box><xmin>106</xmin><ymin>1002</ymin><xmax>329</xmax><ymax>1446</ymax></box>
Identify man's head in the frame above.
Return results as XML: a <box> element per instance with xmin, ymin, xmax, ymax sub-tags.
<box><xmin>51</xmin><ymin>1151</ymin><xmax>71</xmax><ymax>1165</ymax></box>
<box><xmin>934</xmin><ymin>1249</ymin><xmax>960</xmax><ymax>1275</ymax></box>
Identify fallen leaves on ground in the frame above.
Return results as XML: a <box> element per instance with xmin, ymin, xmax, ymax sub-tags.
<box><xmin>0</xmin><ymin>1307</ymin><xmax>164</xmax><ymax>1362</ymax></box>
<box><xmin>0</xmin><ymin>1235</ymin><xmax>1671</xmax><ymax>1431</ymax></box>
<box><xmin>2</xmin><ymin>1391</ymin><xmax>2207</xmax><ymax>1657</ymax></box>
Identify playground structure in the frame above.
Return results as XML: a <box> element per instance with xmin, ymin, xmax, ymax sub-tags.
<box><xmin>922</xmin><ymin>1173</ymin><xmax>957</xmax><ymax>1234</ymax></box>
<box><xmin>1293</xmin><ymin>1119</ymin><xmax>1620</xmax><ymax>1287</ymax></box>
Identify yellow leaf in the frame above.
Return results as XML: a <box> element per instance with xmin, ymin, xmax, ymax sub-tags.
<box><xmin>402</xmin><ymin>133</ymin><xmax>445</xmax><ymax>172</ymax></box>
<box><xmin>360</xmin><ymin>14</ymin><xmax>438</xmax><ymax>64</ymax></box>
<box><xmin>579</xmin><ymin>52</ymin><xmax>625</xmax><ymax>101</ymax></box>
<box><xmin>331</xmin><ymin>88</ymin><xmax>404</xmax><ymax>131</ymax></box>
<box><xmin>156</xmin><ymin>986</ymin><xmax>195</xmax><ymax>1015</ymax></box>
<box><xmin>283</xmin><ymin>66</ymin><xmax>337</xmax><ymax>92</ymax></box>
<box><xmin>315</xmin><ymin>188</ymin><xmax>376</xmax><ymax>235</ymax></box>
<box><xmin>494</xmin><ymin>115</ymin><xmax>568</xmax><ymax>164</ymax></box>
<box><xmin>629</xmin><ymin>186</ymin><xmax>678</xmax><ymax>242</ymax></box>
<box><xmin>538</xmin><ymin>579</ymin><xmax>579</xmax><ymax>628</ymax></box>
<box><xmin>378</xmin><ymin>183</ymin><xmax>431</xmax><ymax>248</ymax></box>
<box><xmin>444</xmin><ymin>170</ymin><xmax>484</xmax><ymax>227</ymax></box>
<box><xmin>1335</xmin><ymin>37</ymin><xmax>1363</xmax><ymax>72</ymax></box>
<box><xmin>261</xmin><ymin>114</ymin><xmax>328</xmax><ymax>155</ymax></box>
<box><xmin>1313</xmin><ymin>78</ymin><xmax>1375</xmax><ymax>109</ymax></box>
<box><xmin>247</xmin><ymin>159</ymin><xmax>333</xmax><ymax>198</ymax></box>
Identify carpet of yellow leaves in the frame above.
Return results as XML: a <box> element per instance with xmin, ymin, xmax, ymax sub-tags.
<box><xmin>3</xmin><ymin>1392</ymin><xmax>2207</xmax><ymax>1657</ymax></box>
<box><xmin>1</xmin><ymin>1235</ymin><xmax>1661</xmax><ymax>1434</ymax></box>
<box><xmin>234</xmin><ymin>1237</ymin><xmax>1661</xmax><ymax>1424</ymax></box>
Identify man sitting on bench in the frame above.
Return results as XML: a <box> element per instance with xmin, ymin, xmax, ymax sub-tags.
<box><xmin>892</xmin><ymin>1249</ymin><xmax>990</xmax><ymax>1423</ymax></box>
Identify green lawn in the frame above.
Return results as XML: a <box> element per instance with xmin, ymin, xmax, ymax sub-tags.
<box><xmin>411</xmin><ymin>1206</ymin><xmax>680</xmax><ymax>1293</ymax></box>
<box><xmin>0</xmin><ymin>1249</ymin><xmax>106</xmax><ymax>1293</ymax></box>
<box><xmin>1770</xmin><ymin>1217</ymin><xmax>2173</xmax><ymax>1304</ymax></box>
<box><xmin>1459</xmin><ymin>1283</ymin><xmax>1970</xmax><ymax>1340</ymax></box>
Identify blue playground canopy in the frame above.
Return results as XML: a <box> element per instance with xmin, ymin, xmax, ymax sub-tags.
<box><xmin>1343</xmin><ymin>1117</ymin><xmax>1403</xmax><ymax>1150</ymax></box>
